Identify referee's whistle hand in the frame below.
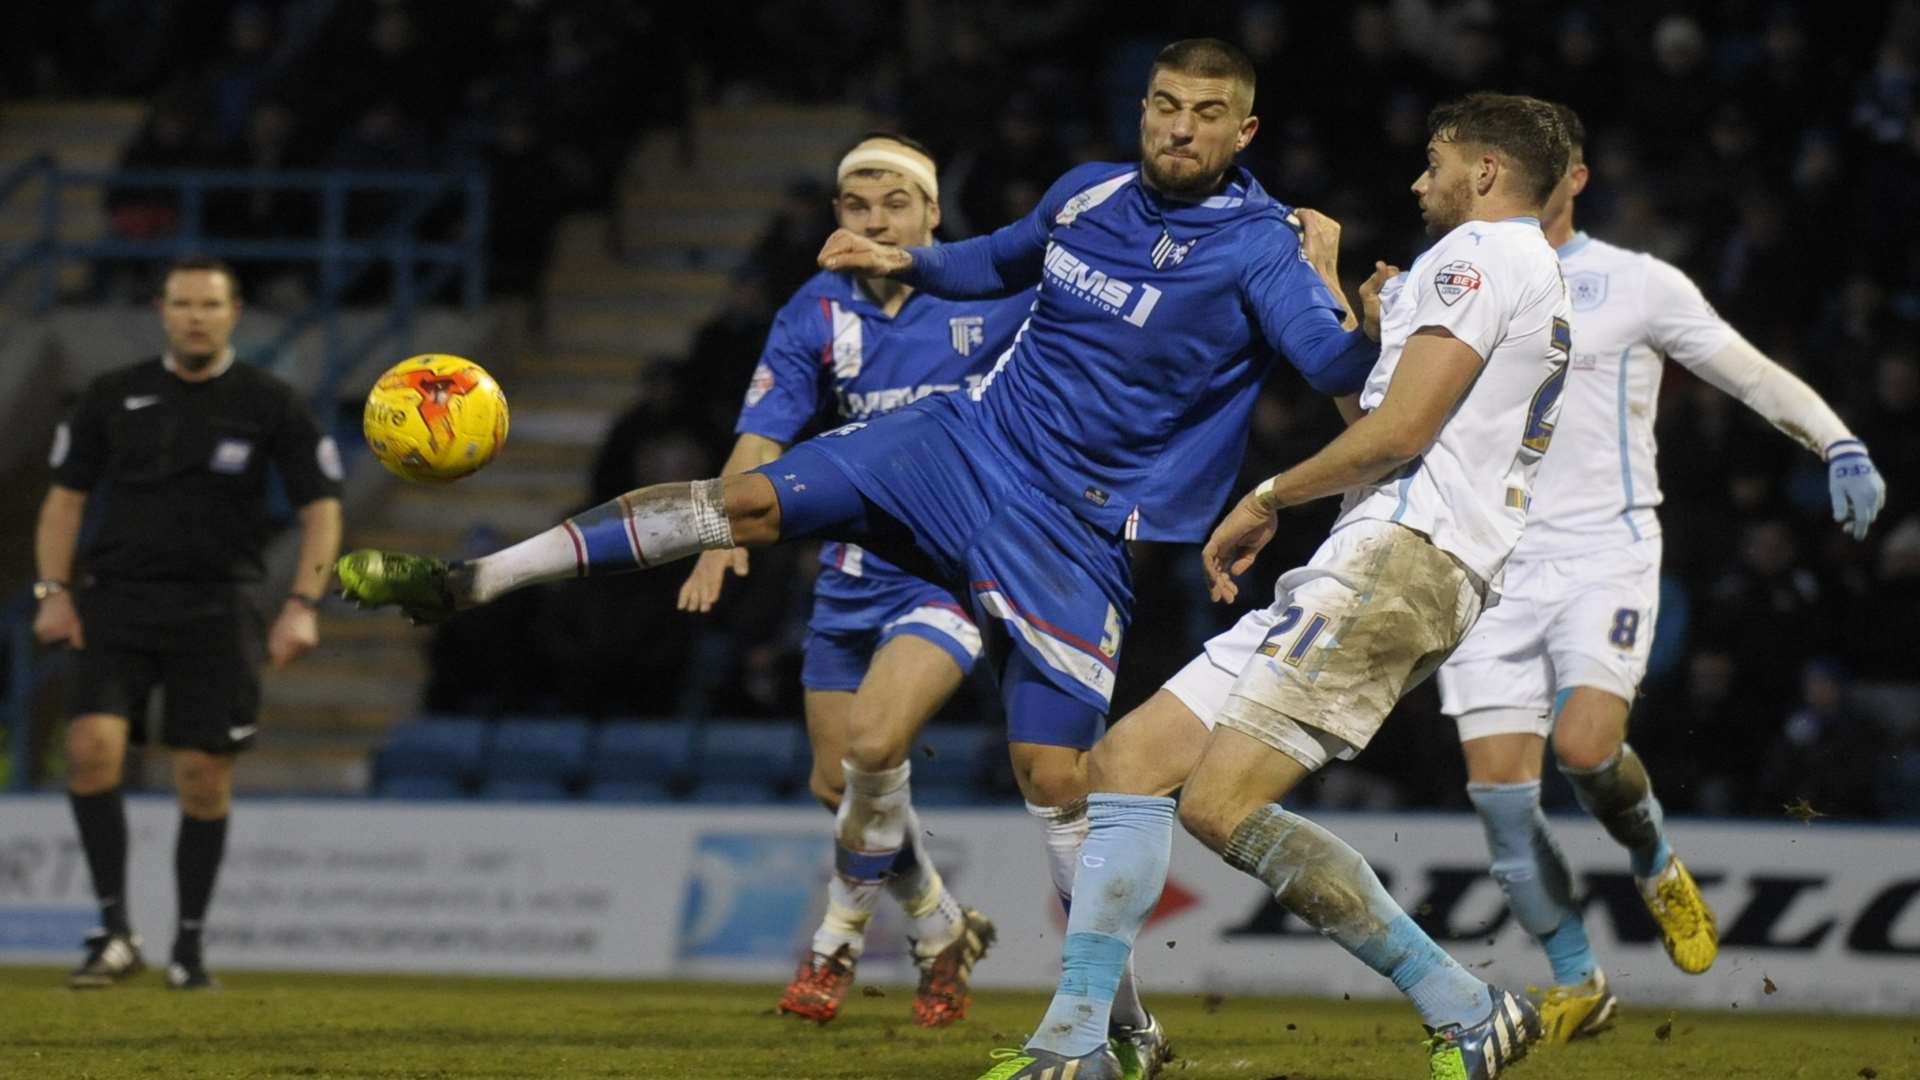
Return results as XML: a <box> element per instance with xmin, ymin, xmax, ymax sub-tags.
<box><xmin>32</xmin><ymin>593</ymin><xmax>85</xmax><ymax>649</ymax></box>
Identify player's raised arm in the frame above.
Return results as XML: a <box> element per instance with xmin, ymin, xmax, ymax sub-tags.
<box><xmin>1643</xmin><ymin>258</ymin><xmax>1886</xmax><ymax>539</ymax></box>
<box><xmin>1201</xmin><ymin>326</ymin><xmax>1483</xmax><ymax>601</ymax></box>
<box><xmin>1243</xmin><ymin>213</ymin><xmax>1379</xmax><ymax>397</ymax></box>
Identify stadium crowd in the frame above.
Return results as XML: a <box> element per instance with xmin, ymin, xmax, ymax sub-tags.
<box><xmin>17</xmin><ymin>0</ymin><xmax>1917</xmax><ymax>819</ymax></box>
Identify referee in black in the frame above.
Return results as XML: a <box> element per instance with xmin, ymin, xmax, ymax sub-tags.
<box><xmin>32</xmin><ymin>256</ymin><xmax>343</xmax><ymax>990</ymax></box>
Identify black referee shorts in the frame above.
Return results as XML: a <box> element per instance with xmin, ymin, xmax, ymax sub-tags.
<box><xmin>69</xmin><ymin>584</ymin><xmax>265</xmax><ymax>754</ymax></box>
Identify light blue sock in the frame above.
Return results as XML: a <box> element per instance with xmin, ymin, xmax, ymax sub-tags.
<box><xmin>1467</xmin><ymin>781</ymin><xmax>1596</xmax><ymax>986</ymax></box>
<box><xmin>1560</xmin><ymin>743</ymin><xmax>1671</xmax><ymax>879</ymax></box>
<box><xmin>1224</xmin><ymin>804</ymin><xmax>1492</xmax><ymax>1031</ymax></box>
<box><xmin>1026</xmin><ymin>794</ymin><xmax>1175</xmax><ymax>1057</ymax></box>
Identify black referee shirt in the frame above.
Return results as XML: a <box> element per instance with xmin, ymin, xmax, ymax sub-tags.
<box><xmin>51</xmin><ymin>356</ymin><xmax>343</xmax><ymax>585</ymax></box>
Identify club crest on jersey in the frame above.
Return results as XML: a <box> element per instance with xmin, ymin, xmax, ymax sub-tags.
<box><xmin>949</xmin><ymin>316</ymin><xmax>985</xmax><ymax>357</ymax></box>
<box><xmin>1568</xmin><ymin>271</ymin><xmax>1609</xmax><ymax>311</ymax></box>
<box><xmin>744</xmin><ymin>362</ymin><xmax>775</xmax><ymax>407</ymax></box>
<box><xmin>1434</xmin><ymin>260</ymin><xmax>1482</xmax><ymax>305</ymax></box>
<box><xmin>1150</xmin><ymin>229</ymin><xmax>1194</xmax><ymax>269</ymax></box>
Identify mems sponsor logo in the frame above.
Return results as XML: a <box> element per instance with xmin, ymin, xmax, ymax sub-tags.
<box><xmin>833</xmin><ymin>374</ymin><xmax>986</xmax><ymax>420</ymax></box>
<box><xmin>1042</xmin><ymin>242</ymin><xmax>1162</xmax><ymax>327</ymax></box>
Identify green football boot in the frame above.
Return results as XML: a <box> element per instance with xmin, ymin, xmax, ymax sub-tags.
<box><xmin>1110</xmin><ymin>1013</ymin><xmax>1173</xmax><ymax>1080</ymax></box>
<box><xmin>335</xmin><ymin>549</ymin><xmax>464</xmax><ymax>623</ymax></box>
<box><xmin>973</xmin><ymin>1045</ymin><xmax>1122</xmax><ymax>1080</ymax></box>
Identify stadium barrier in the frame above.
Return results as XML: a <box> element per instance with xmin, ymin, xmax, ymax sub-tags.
<box><xmin>0</xmin><ymin>796</ymin><xmax>1913</xmax><ymax>1014</ymax></box>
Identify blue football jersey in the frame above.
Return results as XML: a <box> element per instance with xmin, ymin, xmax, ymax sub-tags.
<box><xmin>736</xmin><ymin>268</ymin><xmax>1031</xmax><ymax>594</ymax></box>
<box><xmin>904</xmin><ymin>162</ymin><xmax>1373</xmax><ymax>542</ymax></box>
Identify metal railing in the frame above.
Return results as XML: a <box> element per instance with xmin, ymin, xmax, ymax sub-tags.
<box><xmin>0</xmin><ymin>157</ymin><xmax>492</xmax><ymax>789</ymax></box>
<box><xmin>0</xmin><ymin>155</ymin><xmax>488</xmax><ymax>404</ymax></box>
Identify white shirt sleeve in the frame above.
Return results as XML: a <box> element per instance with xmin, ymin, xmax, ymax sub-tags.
<box><xmin>1642</xmin><ymin>257</ymin><xmax>1737</xmax><ymax>366</ymax></box>
<box><xmin>1409</xmin><ymin>233</ymin><xmax>1507</xmax><ymax>363</ymax></box>
<box><xmin>1645</xmin><ymin>256</ymin><xmax>1854</xmax><ymax>457</ymax></box>
<box><xmin>1679</xmin><ymin>334</ymin><xmax>1858</xmax><ymax>459</ymax></box>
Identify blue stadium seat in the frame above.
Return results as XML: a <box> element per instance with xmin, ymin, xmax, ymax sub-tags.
<box><xmin>906</xmin><ymin>783</ymin><xmax>980</xmax><ymax>807</ymax></box>
<box><xmin>584</xmin><ymin>779</ymin><xmax>675</xmax><ymax>803</ymax></box>
<box><xmin>688</xmin><ymin>778</ymin><xmax>784</xmax><ymax>804</ymax></box>
<box><xmin>587</xmin><ymin>719</ymin><xmax>696</xmax><ymax>785</ymax></box>
<box><xmin>478</xmin><ymin>777</ymin><xmax>574</xmax><ymax>802</ymax></box>
<box><xmin>693</xmin><ymin>719</ymin><xmax>805</xmax><ymax>788</ymax></box>
<box><xmin>376</xmin><ymin>774</ymin><xmax>467</xmax><ymax>800</ymax></box>
<box><xmin>376</xmin><ymin>716</ymin><xmax>489</xmax><ymax>783</ymax></box>
<box><xmin>911</xmin><ymin>725</ymin><xmax>990</xmax><ymax>790</ymax></box>
<box><xmin>485</xmin><ymin>717</ymin><xmax>592</xmax><ymax>785</ymax></box>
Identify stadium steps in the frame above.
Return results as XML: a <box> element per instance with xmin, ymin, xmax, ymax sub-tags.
<box><xmin>0</xmin><ymin>101</ymin><xmax>149</xmax><ymax>298</ymax></box>
<box><xmin>309</xmin><ymin>100</ymin><xmax>873</xmax><ymax>794</ymax></box>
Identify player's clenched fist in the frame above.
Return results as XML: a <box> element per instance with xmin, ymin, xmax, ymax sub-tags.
<box><xmin>1359</xmin><ymin>260</ymin><xmax>1401</xmax><ymax>342</ymax></box>
<box><xmin>817</xmin><ymin>228</ymin><xmax>914</xmax><ymax>276</ymax></box>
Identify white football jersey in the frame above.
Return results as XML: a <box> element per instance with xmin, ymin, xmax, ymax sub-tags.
<box><xmin>1336</xmin><ymin>217</ymin><xmax>1572</xmax><ymax>587</ymax></box>
<box><xmin>1511</xmin><ymin>233</ymin><xmax>1737</xmax><ymax>559</ymax></box>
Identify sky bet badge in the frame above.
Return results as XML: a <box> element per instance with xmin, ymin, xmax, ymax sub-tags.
<box><xmin>1434</xmin><ymin>260</ymin><xmax>1482</xmax><ymax>305</ymax></box>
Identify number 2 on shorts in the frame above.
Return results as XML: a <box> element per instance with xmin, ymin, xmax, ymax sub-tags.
<box><xmin>1258</xmin><ymin>604</ymin><xmax>1329</xmax><ymax>666</ymax></box>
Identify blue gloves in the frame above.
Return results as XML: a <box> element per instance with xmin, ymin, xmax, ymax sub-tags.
<box><xmin>1826</xmin><ymin>439</ymin><xmax>1886</xmax><ymax>541</ymax></box>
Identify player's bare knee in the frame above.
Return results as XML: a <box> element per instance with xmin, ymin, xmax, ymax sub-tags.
<box><xmin>1552</xmin><ymin>707</ymin><xmax>1624</xmax><ymax>772</ymax></box>
<box><xmin>721</xmin><ymin>473</ymin><xmax>780</xmax><ymax>546</ymax></box>
<box><xmin>1009</xmin><ymin>743</ymin><xmax>1086</xmax><ymax>807</ymax></box>
<box><xmin>1175</xmin><ymin>787</ymin><xmax>1238</xmax><ymax>853</ymax></box>
<box><xmin>173</xmin><ymin>752</ymin><xmax>234</xmax><ymax>818</ymax></box>
<box><xmin>843</xmin><ymin>727</ymin><xmax>909</xmax><ymax>774</ymax></box>
<box><xmin>65</xmin><ymin>718</ymin><xmax>126</xmax><ymax>792</ymax></box>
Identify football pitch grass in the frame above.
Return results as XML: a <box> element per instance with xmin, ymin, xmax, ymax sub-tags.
<box><xmin>0</xmin><ymin>969</ymin><xmax>1914</xmax><ymax>1079</ymax></box>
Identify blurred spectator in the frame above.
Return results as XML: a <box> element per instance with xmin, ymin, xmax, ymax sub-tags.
<box><xmin>749</xmin><ymin>179</ymin><xmax>837</xmax><ymax>300</ymax></box>
<box><xmin>1759</xmin><ymin>659</ymin><xmax>1886</xmax><ymax>819</ymax></box>
<box><xmin>200</xmin><ymin>5</ymin><xmax>279</xmax><ymax>147</ymax></box>
<box><xmin>1701</xmin><ymin>519</ymin><xmax>1833</xmax><ymax>709</ymax></box>
<box><xmin>682</xmin><ymin>271</ymin><xmax>777</xmax><ymax>440</ymax></box>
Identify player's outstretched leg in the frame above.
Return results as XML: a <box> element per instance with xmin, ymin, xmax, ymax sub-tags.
<box><xmin>1216</xmin><ymin>804</ymin><xmax>1541</xmax><ymax>1080</ymax></box>
<box><xmin>1027</xmin><ymin>798</ymin><xmax>1163</xmax><ymax>1078</ymax></box>
<box><xmin>338</xmin><ymin>476</ymin><xmax>773</xmax><ymax>620</ymax></box>
<box><xmin>1557</xmin><ymin>731</ymin><xmax>1715</xmax><ymax>975</ymax></box>
<box><xmin>1466</xmin><ymin>780</ymin><xmax>1613</xmax><ymax>1042</ymax></box>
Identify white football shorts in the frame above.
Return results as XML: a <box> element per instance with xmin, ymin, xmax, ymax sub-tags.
<box><xmin>1438</xmin><ymin>537</ymin><xmax>1662</xmax><ymax>742</ymax></box>
<box><xmin>1164</xmin><ymin>520</ymin><xmax>1485</xmax><ymax>769</ymax></box>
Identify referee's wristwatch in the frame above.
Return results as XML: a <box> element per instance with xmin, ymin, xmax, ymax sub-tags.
<box><xmin>32</xmin><ymin>580</ymin><xmax>67</xmax><ymax>601</ymax></box>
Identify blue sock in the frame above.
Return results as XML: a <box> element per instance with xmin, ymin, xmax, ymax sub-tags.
<box><xmin>1027</xmin><ymin>794</ymin><xmax>1175</xmax><ymax>1057</ymax></box>
<box><xmin>1224</xmin><ymin>804</ymin><xmax>1491</xmax><ymax>1031</ymax></box>
<box><xmin>1559</xmin><ymin>744</ymin><xmax>1671</xmax><ymax>879</ymax></box>
<box><xmin>1467</xmin><ymin>781</ymin><xmax>1595</xmax><ymax>986</ymax></box>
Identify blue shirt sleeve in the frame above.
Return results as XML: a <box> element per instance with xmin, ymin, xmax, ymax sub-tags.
<box><xmin>733</xmin><ymin>292</ymin><xmax>829</xmax><ymax>444</ymax></box>
<box><xmin>903</xmin><ymin>162</ymin><xmax>1128</xmax><ymax>298</ymax></box>
<box><xmin>1241</xmin><ymin>219</ymin><xmax>1376</xmax><ymax>396</ymax></box>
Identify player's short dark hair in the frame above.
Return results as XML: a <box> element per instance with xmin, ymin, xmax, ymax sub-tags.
<box><xmin>1550</xmin><ymin>102</ymin><xmax>1587</xmax><ymax>160</ymax></box>
<box><xmin>161</xmin><ymin>255</ymin><xmax>243</xmax><ymax>300</ymax></box>
<box><xmin>1149</xmin><ymin>38</ymin><xmax>1257</xmax><ymax>110</ymax></box>
<box><xmin>1427</xmin><ymin>92</ymin><xmax>1570</xmax><ymax>205</ymax></box>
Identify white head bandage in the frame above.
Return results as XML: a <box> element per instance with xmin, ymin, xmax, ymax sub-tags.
<box><xmin>836</xmin><ymin>139</ymin><xmax>938</xmax><ymax>202</ymax></box>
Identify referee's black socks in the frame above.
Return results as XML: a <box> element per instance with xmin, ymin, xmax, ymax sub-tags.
<box><xmin>173</xmin><ymin>814</ymin><xmax>228</xmax><ymax>963</ymax></box>
<box><xmin>69</xmin><ymin>788</ymin><xmax>131</xmax><ymax>936</ymax></box>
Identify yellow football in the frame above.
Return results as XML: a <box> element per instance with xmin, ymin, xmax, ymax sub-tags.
<box><xmin>362</xmin><ymin>354</ymin><xmax>509</xmax><ymax>483</ymax></box>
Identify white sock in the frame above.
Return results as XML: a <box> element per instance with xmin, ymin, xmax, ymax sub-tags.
<box><xmin>885</xmin><ymin>807</ymin><xmax>965</xmax><ymax>956</ymax></box>
<box><xmin>813</xmin><ymin>760</ymin><xmax>912</xmax><ymax>959</ymax></box>
<box><xmin>1028</xmin><ymin>799</ymin><xmax>1148</xmax><ymax>1026</ymax></box>
<box><xmin>469</xmin><ymin>479</ymin><xmax>733</xmax><ymax>603</ymax></box>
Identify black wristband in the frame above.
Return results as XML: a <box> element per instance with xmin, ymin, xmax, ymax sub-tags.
<box><xmin>286</xmin><ymin>593</ymin><xmax>321</xmax><ymax>609</ymax></box>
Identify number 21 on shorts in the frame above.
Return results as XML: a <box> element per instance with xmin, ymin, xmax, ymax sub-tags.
<box><xmin>1256</xmin><ymin>605</ymin><xmax>1329</xmax><ymax>667</ymax></box>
